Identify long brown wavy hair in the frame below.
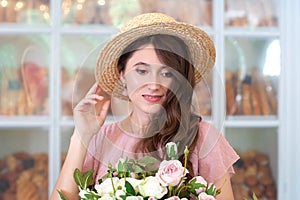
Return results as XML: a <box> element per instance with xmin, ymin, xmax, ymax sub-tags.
<box><xmin>117</xmin><ymin>34</ymin><xmax>201</xmax><ymax>178</ymax></box>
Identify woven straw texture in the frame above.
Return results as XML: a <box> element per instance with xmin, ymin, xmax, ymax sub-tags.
<box><xmin>95</xmin><ymin>13</ymin><xmax>216</xmax><ymax>98</ymax></box>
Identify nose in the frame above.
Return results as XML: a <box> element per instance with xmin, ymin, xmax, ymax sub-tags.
<box><xmin>146</xmin><ymin>72</ymin><xmax>162</xmax><ymax>90</ymax></box>
<box><xmin>147</xmin><ymin>82</ymin><xmax>161</xmax><ymax>91</ymax></box>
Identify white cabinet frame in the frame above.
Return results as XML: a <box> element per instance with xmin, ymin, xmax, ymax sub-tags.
<box><xmin>1</xmin><ymin>0</ymin><xmax>299</xmax><ymax>198</ymax></box>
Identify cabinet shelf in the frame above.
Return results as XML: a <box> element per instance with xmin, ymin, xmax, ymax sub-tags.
<box><xmin>60</xmin><ymin>115</ymin><xmax>122</xmax><ymax>128</ymax></box>
<box><xmin>59</xmin><ymin>116</ymin><xmax>279</xmax><ymax>128</ymax></box>
<box><xmin>0</xmin><ymin>116</ymin><xmax>50</xmax><ymax>128</ymax></box>
<box><xmin>224</xmin><ymin>27</ymin><xmax>279</xmax><ymax>38</ymax></box>
<box><xmin>0</xmin><ymin>24</ymin><xmax>51</xmax><ymax>34</ymax></box>
<box><xmin>0</xmin><ymin>0</ymin><xmax>288</xmax><ymax>199</ymax></box>
<box><xmin>225</xmin><ymin>116</ymin><xmax>278</xmax><ymax>127</ymax></box>
<box><xmin>61</xmin><ymin>25</ymin><xmax>119</xmax><ymax>35</ymax></box>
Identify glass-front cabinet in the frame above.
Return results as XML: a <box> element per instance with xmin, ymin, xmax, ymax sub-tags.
<box><xmin>0</xmin><ymin>0</ymin><xmax>285</xmax><ymax>199</ymax></box>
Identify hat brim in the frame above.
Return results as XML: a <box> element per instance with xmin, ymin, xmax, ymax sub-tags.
<box><xmin>96</xmin><ymin>21</ymin><xmax>216</xmax><ymax>99</ymax></box>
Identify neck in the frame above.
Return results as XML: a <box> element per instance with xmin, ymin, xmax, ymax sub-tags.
<box><xmin>121</xmin><ymin>112</ymin><xmax>150</xmax><ymax>135</ymax></box>
<box><xmin>130</xmin><ymin>112</ymin><xmax>151</xmax><ymax>128</ymax></box>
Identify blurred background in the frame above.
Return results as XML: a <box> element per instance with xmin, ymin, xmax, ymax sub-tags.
<box><xmin>0</xmin><ymin>0</ymin><xmax>299</xmax><ymax>199</ymax></box>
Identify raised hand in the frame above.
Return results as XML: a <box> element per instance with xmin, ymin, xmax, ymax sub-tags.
<box><xmin>73</xmin><ymin>82</ymin><xmax>110</xmax><ymax>145</ymax></box>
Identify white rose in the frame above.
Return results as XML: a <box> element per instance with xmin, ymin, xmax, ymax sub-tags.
<box><xmin>115</xmin><ymin>189</ymin><xmax>126</xmax><ymax>200</ymax></box>
<box><xmin>119</xmin><ymin>178</ymin><xmax>142</xmax><ymax>193</ymax></box>
<box><xmin>138</xmin><ymin>176</ymin><xmax>168</xmax><ymax>199</ymax></box>
<box><xmin>99</xmin><ymin>194</ymin><xmax>115</xmax><ymax>200</ymax></box>
<box><xmin>125</xmin><ymin>196</ymin><xmax>144</xmax><ymax>200</ymax></box>
<box><xmin>95</xmin><ymin>177</ymin><xmax>120</xmax><ymax>196</ymax></box>
<box><xmin>78</xmin><ymin>188</ymin><xmax>90</xmax><ymax>199</ymax></box>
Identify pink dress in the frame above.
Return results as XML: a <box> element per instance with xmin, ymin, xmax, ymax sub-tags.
<box><xmin>83</xmin><ymin>120</ymin><xmax>239</xmax><ymax>183</ymax></box>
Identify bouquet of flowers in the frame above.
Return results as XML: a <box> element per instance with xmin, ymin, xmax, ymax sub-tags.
<box><xmin>58</xmin><ymin>142</ymin><xmax>221</xmax><ymax>200</ymax></box>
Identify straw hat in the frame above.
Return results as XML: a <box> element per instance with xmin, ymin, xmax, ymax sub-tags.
<box><xmin>96</xmin><ymin>13</ymin><xmax>216</xmax><ymax>98</ymax></box>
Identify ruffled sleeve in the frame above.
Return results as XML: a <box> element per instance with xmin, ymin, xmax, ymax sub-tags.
<box><xmin>190</xmin><ymin>121</ymin><xmax>240</xmax><ymax>183</ymax></box>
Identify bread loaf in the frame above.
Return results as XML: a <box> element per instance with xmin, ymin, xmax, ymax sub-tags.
<box><xmin>264</xmin><ymin>76</ymin><xmax>278</xmax><ymax>115</ymax></box>
<box><xmin>252</xmin><ymin>68</ymin><xmax>271</xmax><ymax>115</ymax></box>
<box><xmin>0</xmin><ymin>151</ymin><xmax>67</xmax><ymax>200</ymax></box>
<box><xmin>250</xmin><ymin>84</ymin><xmax>261</xmax><ymax>115</ymax></box>
<box><xmin>226</xmin><ymin>80</ymin><xmax>237</xmax><ymax>115</ymax></box>
<box><xmin>242</xmin><ymin>82</ymin><xmax>252</xmax><ymax>115</ymax></box>
<box><xmin>232</xmin><ymin>150</ymin><xmax>277</xmax><ymax>199</ymax></box>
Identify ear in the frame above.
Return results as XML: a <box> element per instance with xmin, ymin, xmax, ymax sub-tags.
<box><xmin>120</xmin><ymin>71</ymin><xmax>126</xmax><ymax>83</ymax></box>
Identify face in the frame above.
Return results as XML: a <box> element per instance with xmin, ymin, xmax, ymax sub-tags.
<box><xmin>121</xmin><ymin>45</ymin><xmax>175</xmax><ymax>116</ymax></box>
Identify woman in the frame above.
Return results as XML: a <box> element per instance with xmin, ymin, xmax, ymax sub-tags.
<box><xmin>50</xmin><ymin>13</ymin><xmax>239</xmax><ymax>200</ymax></box>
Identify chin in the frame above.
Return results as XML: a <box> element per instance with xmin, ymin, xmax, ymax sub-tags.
<box><xmin>144</xmin><ymin>104</ymin><xmax>165</xmax><ymax>115</ymax></box>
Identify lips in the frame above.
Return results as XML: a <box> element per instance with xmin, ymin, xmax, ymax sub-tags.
<box><xmin>143</xmin><ymin>94</ymin><xmax>163</xmax><ymax>103</ymax></box>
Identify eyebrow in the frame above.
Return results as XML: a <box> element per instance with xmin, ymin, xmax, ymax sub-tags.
<box><xmin>133</xmin><ymin>62</ymin><xmax>151</xmax><ymax>67</ymax></box>
<box><xmin>133</xmin><ymin>62</ymin><xmax>169</xmax><ymax>69</ymax></box>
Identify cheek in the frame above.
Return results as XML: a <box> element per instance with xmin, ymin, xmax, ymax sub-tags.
<box><xmin>126</xmin><ymin>81</ymin><xmax>142</xmax><ymax>98</ymax></box>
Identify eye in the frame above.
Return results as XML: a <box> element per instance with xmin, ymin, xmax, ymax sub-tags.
<box><xmin>161</xmin><ymin>70</ymin><xmax>173</xmax><ymax>78</ymax></box>
<box><xmin>135</xmin><ymin>68</ymin><xmax>148</xmax><ymax>75</ymax></box>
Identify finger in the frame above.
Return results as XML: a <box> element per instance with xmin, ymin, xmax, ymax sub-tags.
<box><xmin>97</xmin><ymin>100</ymin><xmax>110</xmax><ymax>123</ymax></box>
<box><xmin>85</xmin><ymin>94</ymin><xmax>104</xmax><ymax>101</ymax></box>
<box><xmin>95</xmin><ymin>83</ymin><xmax>103</xmax><ymax>94</ymax></box>
<box><xmin>86</xmin><ymin>82</ymin><xmax>100</xmax><ymax>96</ymax></box>
<box><xmin>75</xmin><ymin>98</ymin><xmax>98</xmax><ymax>108</ymax></box>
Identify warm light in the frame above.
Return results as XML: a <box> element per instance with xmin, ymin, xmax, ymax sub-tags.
<box><xmin>97</xmin><ymin>0</ymin><xmax>105</xmax><ymax>6</ymax></box>
<box><xmin>62</xmin><ymin>1</ymin><xmax>71</xmax><ymax>15</ymax></box>
<box><xmin>76</xmin><ymin>4</ymin><xmax>83</xmax><ymax>10</ymax></box>
<box><xmin>40</xmin><ymin>4</ymin><xmax>46</xmax><ymax>12</ymax></box>
<box><xmin>263</xmin><ymin>39</ymin><xmax>280</xmax><ymax>76</ymax></box>
<box><xmin>77</xmin><ymin>0</ymin><xmax>85</xmax><ymax>3</ymax></box>
<box><xmin>63</xmin><ymin>8</ymin><xmax>70</xmax><ymax>15</ymax></box>
<box><xmin>0</xmin><ymin>0</ymin><xmax>8</xmax><ymax>7</ymax></box>
<box><xmin>43</xmin><ymin>12</ymin><xmax>50</xmax><ymax>20</ymax></box>
<box><xmin>15</xmin><ymin>1</ymin><xmax>24</xmax><ymax>10</ymax></box>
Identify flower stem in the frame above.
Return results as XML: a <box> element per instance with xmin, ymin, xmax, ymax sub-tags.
<box><xmin>177</xmin><ymin>185</ymin><xmax>190</xmax><ymax>196</ymax></box>
<box><xmin>108</xmin><ymin>164</ymin><xmax>116</xmax><ymax>194</ymax></box>
<box><xmin>183</xmin><ymin>146</ymin><xmax>189</xmax><ymax>175</ymax></box>
<box><xmin>168</xmin><ymin>186</ymin><xmax>173</xmax><ymax>197</ymax></box>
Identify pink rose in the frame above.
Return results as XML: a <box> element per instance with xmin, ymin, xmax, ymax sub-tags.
<box><xmin>165</xmin><ymin>196</ymin><xmax>180</xmax><ymax>200</ymax></box>
<box><xmin>164</xmin><ymin>197</ymin><xmax>188</xmax><ymax>200</ymax></box>
<box><xmin>190</xmin><ymin>176</ymin><xmax>207</xmax><ymax>194</ymax></box>
<box><xmin>198</xmin><ymin>192</ymin><xmax>215</xmax><ymax>200</ymax></box>
<box><xmin>156</xmin><ymin>160</ymin><xmax>187</xmax><ymax>186</ymax></box>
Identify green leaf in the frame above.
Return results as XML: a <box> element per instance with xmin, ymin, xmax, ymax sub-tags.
<box><xmin>137</xmin><ymin>156</ymin><xmax>159</xmax><ymax>167</ymax></box>
<box><xmin>189</xmin><ymin>178</ymin><xmax>206</xmax><ymax>188</ymax></box>
<box><xmin>124</xmin><ymin>162</ymin><xmax>134</xmax><ymax>173</ymax></box>
<box><xmin>57</xmin><ymin>190</ymin><xmax>68</xmax><ymax>200</ymax></box>
<box><xmin>117</xmin><ymin>160</ymin><xmax>124</xmax><ymax>172</ymax></box>
<box><xmin>73</xmin><ymin>168</ymin><xmax>84</xmax><ymax>189</ymax></box>
<box><xmin>73</xmin><ymin>168</ymin><xmax>94</xmax><ymax>190</ymax></box>
<box><xmin>84</xmin><ymin>193</ymin><xmax>94</xmax><ymax>198</ymax></box>
<box><xmin>100</xmin><ymin>172</ymin><xmax>110</xmax><ymax>179</ymax></box>
<box><xmin>124</xmin><ymin>180</ymin><xmax>136</xmax><ymax>196</ymax></box>
<box><xmin>187</xmin><ymin>178</ymin><xmax>206</xmax><ymax>195</ymax></box>
<box><xmin>166</xmin><ymin>143</ymin><xmax>178</xmax><ymax>160</ymax></box>
<box><xmin>252</xmin><ymin>192</ymin><xmax>258</xmax><ymax>200</ymax></box>
<box><xmin>82</xmin><ymin>169</ymin><xmax>95</xmax><ymax>189</ymax></box>
<box><xmin>136</xmin><ymin>156</ymin><xmax>160</xmax><ymax>172</ymax></box>
<box><xmin>206</xmin><ymin>184</ymin><xmax>216</xmax><ymax>196</ymax></box>
<box><xmin>133</xmin><ymin>165</ymin><xmax>145</xmax><ymax>173</ymax></box>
